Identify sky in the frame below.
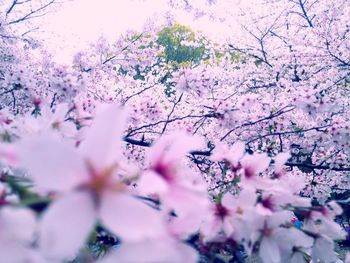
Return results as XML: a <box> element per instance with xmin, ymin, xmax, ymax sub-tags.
<box><xmin>1</xmin><ymin>0</ymin><xmax>268</xmax><ymax>64</ymax></box>
<box><xmin>36</xmin><ymin>0</ymin><xmax>234</xmax><ymax>63</ymax></box>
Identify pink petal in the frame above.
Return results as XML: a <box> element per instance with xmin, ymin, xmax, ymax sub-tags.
<box><xmin>268</xmin><ymin>211</ymin><xmax>294</xmax><ymax>229</ymax></box>
<box><xmin>274</xmin><ymin>152</ymin><xmax>290</xmax><ymax>173</ymax></box>
<box><xmin>99</xmin><ymin>192</ymin><xmax>165</xmax><ymax>242</ymax></box>
<box><xmin>100</xmin><ymin>239</ymin><xmax>198</xmax><ymax>263</ymax></box>
<box><xmin>227</xmin><ymin>141</ymin><xmax>245</xmax><ymax>166</ymax></box>
<box><xmin>137</xmin><ymin>170</ymin><xmax>169</xmax><ymax>195</ymax></box>
<box><xmin>0</xmin><ymin>240</ymin><xmax>28</xmax><ymax>263</ymax></box>
<box><xmin>164</xmin><ymin>186</ymin><xmax>210</xmax><ymax>218</ymax></box>
<box><xmin>241</xmin><ymin>153</ymin><xmax>270</xmax><ymax>175</ymax></box>
<box><xmin>0</xmin><ymin>207</ymin><xmax>36</xmax><ymax>242</ymax></box>
<box><xmin>79</xmin><ymin>104</ymin><xmax>127</xmax><ymax>172</ymax></box>
<box><xmin>148</xmin><ymin>131</ymin><xmax>203</xmax><ymax>168</ymax></box>
<box><xmin>16</xmin><ymin>136</ymin><xmax>87</xmax><ymax>192</ymax></box>
<box><xmin>39</xmin><ymin>191</ymin><xmax>96</xmax><ymax>260</ymax></box>
<box><xmin>239</xmin><ymin>189</ymin><xmax>257</xmax><ymax>206</ymax></box>
<box><xmin>221</xmin><ymin>192</ymin><xmax>236</xmax><ymax>209</ymax></box>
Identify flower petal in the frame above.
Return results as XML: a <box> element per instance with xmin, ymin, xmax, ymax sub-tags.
<box><xmin>137</xmin><ymin>170</ymin><xmax>169</xmax><ymax>195</ymax></box>
<box><xmin>0</xmin><ymin>239</ymin><xmax>28</xmax><ymax>263</ymax></box>
<box><xmin>79</xmin><ymin>104</ymin><xmax>127</xmax><ymax>172</ymax></box>
<box><xmin>39</xmin><ymin>191</ymin><xmax>96</xmax><ymax>260</ymax></box>
<box><xmin>274</xmin><ymin>152</ymin><xmax>290</xmax><ymax>173</ymax></box>
<box><xmin>99</xmin><ymin>192</ymin><xmax>165</xmax><ymax>242</ymax></box>
<box><xmin>16</xmin><ymin>136</ymin><xmax>87</xmax><ymax>192</ymax></box>
<box><xmin>241</xmin><ymin>153</ymin><xmax>270</xmax><ymax>175</ymax></box>
<box><xmin>100</xmin><ymin>238</ymin><xmax>198</xmax><ymax>263</ymax></box>
<box><xmin>0</xmin><ymin>207</ymin><xmax>36</xmax><ymax>242</ymax></box>
<box><xmin>148</xmin><ymin>131</ymin><xmax>203</xmax><ymax>169</ymax></box>
<box><xmin>227</xmin><ymin>141</ymin><xmax>245</xmax><ymax>166</ymax></box>
<box><xmin>259</xmin><ymin>237</ymin><xmax>280</xmax><ymax>263</ymax></box>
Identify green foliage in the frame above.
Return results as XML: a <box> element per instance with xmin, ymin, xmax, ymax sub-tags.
<box><xmin>156</xmin><ymin>24</ymin><xmax>207</xmax><ymax>67</ymax></box>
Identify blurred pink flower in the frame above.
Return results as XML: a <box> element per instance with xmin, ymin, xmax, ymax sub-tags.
<box><xmin>16</xmin><ymin>105</ymin><xmax>165</xmax><ymax>260</ymax></box>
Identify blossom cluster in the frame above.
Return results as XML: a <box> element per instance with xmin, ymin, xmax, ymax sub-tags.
<box><xmin>0</xmin><ymin>0</ymin><xmax>349</xmax><ymax>262</ymax></box>
<box><xmin>0</xmin><ymin>103</ymin><xmax>347</xmax><ymax>262</ymax></box>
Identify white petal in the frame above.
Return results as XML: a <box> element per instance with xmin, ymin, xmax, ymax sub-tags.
<box><xmin>0</xmin><ymin>143</ymin><xmax>18</xmax><ymax>166</ymax></box>
<box><xmin>16</xmin><ymin>136</ymin><xmax>87</xmax><ymax>192</ymax></box>
<box><xmin>327</xmin><ymin>201</ymin><xmax>343</xmax><ymax>216</ymax></box>
<box><xmin>53</xmin><ymin>103</ymin><xmax>69</xmax><ymax>120</ymax></box>
<box><xmin>256</xmin><ymin>203</ymin><xmax>273</xmax><ymax>216</ymax></box>
<box><xmin>79</xmin><ymin>104</ymin><xmax>127</xmax><ymax>172</ymax></box>
<box><xmin>39</xmin><ymin>191</ymin><xmax>96</xmax><ymax>260</ymax></box>
<box><xmin>99</xmin><ymin>192</ymin><xmax>165</xmax><ymax>242</ymax></box>
<box><xmin>26</xmin><ymin>249</ymin><xmax>56</xmax><ymax>263</ymax></box>
<box><xmin>170</xmin><ymin>209</ymin><xmax>205</xmax><ymax>239</ymax></box>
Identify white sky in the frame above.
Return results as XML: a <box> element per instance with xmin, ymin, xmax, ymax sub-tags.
<box><xmin>37</xmin><ymin>0</ymin><xmax>234</xmax><ymax>63</ymax></box>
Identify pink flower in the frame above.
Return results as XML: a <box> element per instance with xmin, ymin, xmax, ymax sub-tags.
<box><xmin>277</xmin><ymin>227</ymin><xmax>313</xmax><ymax>263</ymax></box>
<box><xmin>255</xmin><ymin>211</ymin><xmax>294</xmax><ymax>263</ymax></box>
<box><xmin>303</xmin><ymin>202</ymin><xmax>346</xmax><ymax>262</ymax></box>
<box><xmin>223</xmin><ymin>189</ymin><xmax>258</xmax><ymax>249</ymax></box>
<box><xmin>211</xmin><ymin>141</ymin><xmax>245</xmax><ymax>169</ymax></box>
<box><xmin>240</xmin><ymin>153</ymin><xmax>271</xmax><ymax>189</ymax></box>
<box><xmin>16</xmin><ymin>105</ymin><xmax>165</xmax><ymax>260</ymax></box>
<box><xmin>200</xmin><ymin>201</ymin><xmax>234</xmax><ymax>242</ymax></box>
<box><xmin>138</xmin><ymin>131</ymin><xmax>210</xmax><ymax>237</ymax></box>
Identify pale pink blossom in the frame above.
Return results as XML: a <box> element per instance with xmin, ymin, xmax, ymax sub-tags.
<box><xmin>256</xmin><ymin>211</ymin><xmax>294</xmax><ymax>263</ymax></box>
<box><xmin>16</xmin><ymin>105</ymin><xmax>165</xmax><ymax>260</ymax></box>
<box><xmin>0</xmin><ymin>207</ymin><xmax>37</xmax><ymax>263</ymax></box>
<box><xmin>273</xmin><ymin>152</ymin><xmax>290</xmax><ymax>177</ymax></box>
<box><xmin>240</xmin><ymin>153</ymin><xmax>271</xmax><ymax>189</ymax></box>
<box><xmin>100</xmin><ymin>237</ymin><xmax>198</xmax><ymax>263</ymax></box>
<box><xmin>211</xmin><ymin>141</ymin><xmax>245</xmax><ymax>169</ymax></box>
<box><xmin>138</xmin><ymin>131</ymin><xmax>210</xmax><ymax>237</ymax></box>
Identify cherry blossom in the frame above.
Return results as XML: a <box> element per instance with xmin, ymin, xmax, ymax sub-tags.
<box><xmin>15</xmin><ymin>105</ymin><xmax>165</xmax><ymax>260</ymax></box>
<box><xmin>0</xmin><ymin>0</ymin><xmax>349</xmax><ymax>262</ymax></box>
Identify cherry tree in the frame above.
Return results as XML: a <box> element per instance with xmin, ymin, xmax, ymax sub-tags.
<box><xmin>0</xmin><ymin>0</ymin><xmax>349</xmax><ymax>262</ymax></box>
